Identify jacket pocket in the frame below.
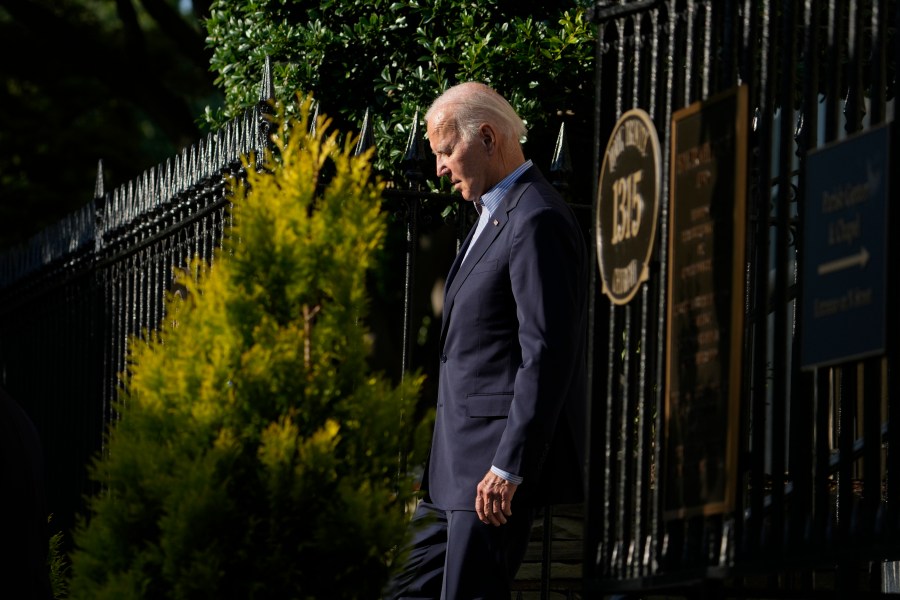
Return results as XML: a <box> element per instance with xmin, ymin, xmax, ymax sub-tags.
<box><xmin>464</xmin><ymin>393</ymin><xmax>513</xmax><ymax>417</ymax></box>
<box><xmin>470</xmin><ymin>259</ymin><xmax>498</xmax><ymax>274</ymax></box>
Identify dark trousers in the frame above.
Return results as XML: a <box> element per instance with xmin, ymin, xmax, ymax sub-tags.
<box><xmin>385</xmin><ymin>498</ymin><xmax>535</xmax><ymax>600</ymax></box>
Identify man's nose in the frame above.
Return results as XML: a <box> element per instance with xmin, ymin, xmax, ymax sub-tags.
<box><xmin>436</xmin><ymin>158</ymin><xmax>448</xmax><ymax>178</ymax></box>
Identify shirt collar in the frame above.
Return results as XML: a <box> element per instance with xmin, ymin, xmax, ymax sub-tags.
<box><xmin>478</xmin><ymin>159</ymin><xmax>532</xmax><ymax>217</ymax></box>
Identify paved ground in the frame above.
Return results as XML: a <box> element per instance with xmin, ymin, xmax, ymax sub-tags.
<box><xmin>512</xmin><ymin>503</ymin><xmax>584</xmax><ymax>599</ymax></box>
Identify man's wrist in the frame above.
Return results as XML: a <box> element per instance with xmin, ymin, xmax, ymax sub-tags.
<box><xmin>490</xmin><ymin>465</ymin><xmax>523</xmax><ymax>485</ymax></box>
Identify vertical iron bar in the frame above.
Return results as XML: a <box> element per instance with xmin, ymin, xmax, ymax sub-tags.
<box><xmin>741</xmin><ymin>0</ymin><xmax>758</xmax><ymax>564</ymax></box>
<box><xmin>844</xmin><ymin>1</ymin><xmax>865</xmax><ymax>135</ymax></box>
<box><xmin>141</xmin><ymin>247</ymin><xmax>149</xmax><ymax>337</ymax></box>
<box><xmin>648</xmin><ymin>2</ymin><xmax>664</xmax><ymax>571</ymax></box>
<box><xmin>541</xmin><ymin>505</ymin><xmax>552</xmax><ymax>600</ymax></box>
<box><xmin>736</xmin><ymin>5</ymin><xmax>756</xmax><ymax>563</ymax></box>
<box><xmin>607</xmin><ymin>304</ymin><xmax>623</xmax><ymax>576</ymax></box>
<box><xmin>603</xmin><ymin>16</ymin><xmax>626</xmax><ymax>578</ymax></box>
<box><xmin>700</xmin><ymin>0</ymin><xmax>712</xmax><ymax>100</ymax></box>
<box><xmin>611</xmin><ymin>13</ymin><xmax>628</xmax><ymax>578</ymax></box>
<box><xmin>627</xmin><ymin>4</ymin><xmax>649</xmax><ymax>578</ymax></box>
<box><xmin>125</xmin><ymin>253</ymin><xmax>137</xmax><ymax>411</ymax></box>
<box><xmin>836</xmin><ymin>365</ymin><xmax>856</xmax><ymax>593</ymax></box>
<box><xmin>825</xmin><ymin>0</ymin><xmax>846</xmax><ymax>142</ymax></box>
<box><xmin>770</xmin><ymin>0</ymin><xmax>799</xmax><ymax>562</ymax></box>
<box><xmin>398</xmin><ymin>196</ymin><xmax>417</xmax><ymax>499</ymax></box>
<box><xmin>400</xmin><ymin>201</ymin><xmax>419</xmax><ymax>383</ymax></box>
<box><xmin>115</xmin><ymin>263</ymin><xmax>124</xmax><ymax>418</ymax></box>
<box><xmin>648</xmin><ymin>3</ymin><xmax>674</xmax><ymax>576</ymax></box>
<box><xmin>586</xmin><ymin>15</ymin><xmax>615</xmax><ymax>581</ymax></box>
<box><xmin>151</xmin><ymin>244</ymin><xmax>159</xmax><ymax>333</ymax></box>
<box><xmin>625</xmin><ymin>11</ymin><xmax>643</xmax><ymax>579</ymax></box>
<box><xmin>633</xmin><ymin>284</ymin><xmax>649</xmax><ymax>578</ymax></box>
<box><xmin>684</xmin><ymin>0</ymin><xmax>696</xmax><ymax>107</ymax></box>
<box><xmin>632</xmin><ymin>9</ymin><xmax>654</xmax><ymax>573</ymax></box>
<box><xmin>688</xmin><ymin>0</ymin><xmax>700</xmax><ymax>106</ymax></box>
<box><xmin>887</xmin><ymin>24</ymin><xmax>900</xmax><ymax>539</ymax></box>
<box><xmin>614</xmin><ymin>20</ymin><xmax>625</xmax><ymax>116</ymax></box>
<box><xmin>788</xmin><ymin>0</ymin><xmax>822</xmax><ymax>558</ymax></box>
<box><xmin>869</xmin><ymin>0</ymin><xmax>888</xmax><ymax>126</ymax></box>
<box><xmin>863</xmin><ymin>356</ymin><xmax>882</xmax><ymax>542</ymax></box>
<box><xmin>748</xmin><ymin>0</ymin><xmax>773</xmax><ymax>558</ymax></box>
<box><xmin>814</xmin><ymin>369</ymin><xmax>833</xmax><ymax>547</ymax></box>
<box><xmin>718</xmin><ymin>0</ymin><xmax>738</xmax><ymax>89</ymax></box>
<box><xmin>583</xmin><ymin>11</ymin><xmax>603</xmax><ymax>582</ymax></box>
<box><xmin>149</xmin><ymin>242</ymin><xmax>157</xmax><ymax>334</ymax></box>
<box><xmin>823</xmin><ymin>0</ymin><xmax>849</xmax><ymax>580</ymax></box>
<box><xmin>885</xmin><ymin>1</ymin><xmax>900</xmax><ymax>548</ymax></box>
<box><xmin>616</xmin><ymin>303</ymin><xmax>632</xmax><ymax>577</ymax></box>
<box><xmin>400</xmin><ymin>198</ymin><xmax>419</xmax><ymax>381</ymax></box>
<box><xmin>627</xmin><ymin>1</ymin><xmax>646</xmax><ymax>576</ymax></box>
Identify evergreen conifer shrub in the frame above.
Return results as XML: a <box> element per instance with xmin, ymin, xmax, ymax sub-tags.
<box><xmin>68</xmin><ymin>101</ymin><xmax>425</xmax><ymax>599</ymax></box>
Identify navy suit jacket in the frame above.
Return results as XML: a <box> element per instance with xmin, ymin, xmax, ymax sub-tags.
<box><xmin>422</xmin><ymin>165</ymin><xmax>588</xmax><ymax>511</ymax></box>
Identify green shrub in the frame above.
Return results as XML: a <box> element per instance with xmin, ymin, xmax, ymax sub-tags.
<box><xmin>204</xmin><ymin>0</ymin><xmax>596</xmax><ymax>184</ymax></box>
<box><xmin>48</xmin><ymin>516</ymin><xmax>70</xmax><ymax>599</ymax></box>
<box><xmin>68</xmin><ymin>101</ymin><xmax>426</xmax><ymax>599</ymax></box>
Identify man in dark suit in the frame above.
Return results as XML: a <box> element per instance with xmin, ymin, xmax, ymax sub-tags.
<box><xmin>387</xmin><ymin>82</ymin><xmax>588</xmax><ymax>599</ymax></box>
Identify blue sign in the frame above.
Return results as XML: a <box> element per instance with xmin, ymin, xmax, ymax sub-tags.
<box><xmin>801</xmin><ymin>124</ymin><xmax>889</xmax><ymax>369</ymax></box>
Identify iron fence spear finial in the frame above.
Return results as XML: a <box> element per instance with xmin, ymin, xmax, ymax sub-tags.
<box><xmin>94</xmin><ymin>159</ymin><xmax>106</xmax><ymax>250</ymax></box>
<box><xmin>354</xmin><ymin>107</ymin><xmax>376</xmax><ymax>157</ymax></box>
<box><xmin>550</xmin><ymin>121</ymin><xmax>573</xmax><ymax>193</ymax></box>
<box><xmin>308</xmin><ymin>100</ymin><xmax>320</xmax><ymax>137</ymax></box>
<box><xmin>256</xmin><ymin>56</ymin><xmax>276</xmax><ymax>166</ymax></box>
<box><xmin>94</xmin><ymin>159</ymin><xmax>105</xmax><ymax>200</ymax></box>
<box><xmin>259</xmin><ymin>55</ymin><xmax>274</xmax><ymax>103</ymax></box>
<box><xmin>402</xmin><ymin>110</ymin><xmax>427</xmax><ymax>190</ymax></box>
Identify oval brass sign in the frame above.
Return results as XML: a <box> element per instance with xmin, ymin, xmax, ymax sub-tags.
<box><xmin>596</xmin><ymin>108</ymin><xmax>661</xmax><ymax>305</ymax></box>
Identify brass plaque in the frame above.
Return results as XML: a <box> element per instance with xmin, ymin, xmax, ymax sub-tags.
<box><xmin>664</xmin><ymin>85</ymin><xmax>748</xmax><ymax>520</ymax></box>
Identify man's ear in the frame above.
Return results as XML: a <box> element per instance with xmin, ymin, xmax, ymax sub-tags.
<box><xmin>480</xmin><ymin>124</ymin><xmax>496</xmax><ymax>152</ymax></box>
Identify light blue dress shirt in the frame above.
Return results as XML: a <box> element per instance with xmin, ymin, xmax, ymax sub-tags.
<box><xmin>462</xmin><ymin>159</ymin><xmax>533</xmax><ymax>265</ymax></box>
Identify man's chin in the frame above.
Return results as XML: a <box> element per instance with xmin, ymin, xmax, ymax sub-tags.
<box><xmin>451</xmin><ymin>187</ymin><xmax>477</xmax><ymax>202</ymax></box>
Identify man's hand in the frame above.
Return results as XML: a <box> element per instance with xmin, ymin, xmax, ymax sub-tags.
<box><xmin>475</xmin><ymin>470</ymin><xmax>518</xmax><ymax>526</ymax></box>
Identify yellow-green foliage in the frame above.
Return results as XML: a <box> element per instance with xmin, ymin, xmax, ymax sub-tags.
<box><xmin>68</xmin><ymin>100</ymin><xmax>424</xmax><ymax>599</ymax></box>
<box><xmin>48</xmin><ymin>516</ymin><xmax>70</xmax><ymax>599</ymax></box>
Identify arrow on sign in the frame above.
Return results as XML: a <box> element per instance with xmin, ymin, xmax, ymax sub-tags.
<box><xmin>817</xmin><ymin>246</ymin><xmax>870</xmax><ymax>276</ymax></box>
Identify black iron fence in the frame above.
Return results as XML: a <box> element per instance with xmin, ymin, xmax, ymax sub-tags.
<box><xmin>7</xmin><ymin>1</ymin><xmax>900</xmax><ymax>597</ymax></box>
<box><xmin>0</xmin><ymin>77</ymin><xmax>269</xmax><ymax>539</ymax></box>
<box><xmin>0</xmin><ymin>58</ymin><xmax>585</xmax><ymax>584</ymax></box>
<box><xmin>584</xmin><ymin>0</ymin><xmax>900</xmax><ymax>597</ymax></box>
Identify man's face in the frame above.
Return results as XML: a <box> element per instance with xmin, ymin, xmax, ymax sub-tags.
<box><xmin>427</xmin><ymin>114</ymin><xmax>490</xmax><ymax>202</ymax></box>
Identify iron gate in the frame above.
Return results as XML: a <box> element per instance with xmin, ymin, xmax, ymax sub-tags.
<box><xmin>584</xmin><ymin>0</ymin><xmax>900</xmax><ymax>597</ymax></box>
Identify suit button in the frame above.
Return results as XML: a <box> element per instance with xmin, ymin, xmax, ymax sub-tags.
<box><xmin>440</xmin><ymin>354</ymin><xmax>447</xmax><ymax>363</ymax></box>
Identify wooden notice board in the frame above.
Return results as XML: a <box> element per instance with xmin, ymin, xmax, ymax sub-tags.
<box><xmin>664</xmin><ymin>85</ymin><xmax>748</xmax><ymax>520</ymax></box>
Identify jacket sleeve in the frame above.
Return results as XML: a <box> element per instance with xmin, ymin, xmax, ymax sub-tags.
<box><xmin>491</xmin><ymin>202</ymin><xmax>584</xmax><ymax>481</ymax></box>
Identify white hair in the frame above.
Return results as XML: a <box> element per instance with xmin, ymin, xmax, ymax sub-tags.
<box><xmin>425</xmin><ymin>82</ymin><xmax>527</xmax><ymax>145</ymax></box>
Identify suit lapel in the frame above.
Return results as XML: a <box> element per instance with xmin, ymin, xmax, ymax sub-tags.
<box><xmin>439</xmin><ymin>172</ymin><xmax>534</xmax><ymax>348</ymax></box>
<box><xmin>445</xmin><ymin>222</ymin><xmax>477</xmax><ymax>293</ymax></box>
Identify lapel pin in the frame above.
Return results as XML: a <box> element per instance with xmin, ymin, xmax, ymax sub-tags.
<box><xmin>492</xmin><ymin>219</ymin><xmax>499</xmax><ymax>226</ymax></box>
